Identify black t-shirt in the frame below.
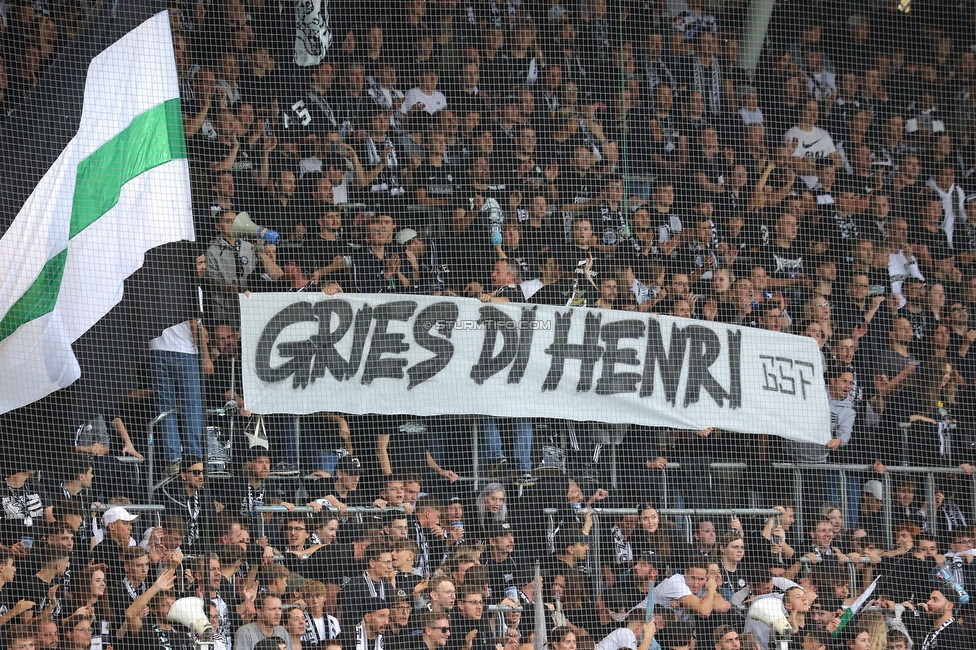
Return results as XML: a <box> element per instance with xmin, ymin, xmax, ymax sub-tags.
<box><xmin>11</xmin><ymin>574</ymin><xmax>61</xmax><ymax>621</ymax></box>
<box><xmin>109</xmin><ymin>576</ymin><xmax>147</xmax><ymax>626</ymax></box>
<box><xmin>338</xmin><ymin>573</ymin><xmax>394</xmax><ymax>626</ymax></box>
<box><xmin>278</xmin><ymin>547</ymin><xmax>328</xmax><ymax>583</ymax></box>
<box><xmin>315</xmin><ymin>543</ymin><xmax>356</xmax><ymax>586</ymax></box>
<box><xmin>756</xmin><ymin>243</ymin><xmax>804</xmax><ymax>281</ymax></box>
<box><xmin>449</xmin><ymin>613</ymin><xmax>492</xmax><ymax>650</ymax></box>
<box><xmin>592</xmin><ymin>203</ymin><xmax>628</xmax><ymax>250</ymax></box>
<box><xmin>352</xmin><ymin>246</ymin><xmax>399</xmax><ymax>294</ymax></box>
<box><xmin>251</xmin><ymin>186</ymin><xmax>305</xmax><ymax>238</ymax></box>
<box><xmin>557</xmin><ymin>245</ymin><xmax>601</xmax><ymax>284</ymax></box>
<box><xmin>91</xmin><ymin>539</ymin><xmax>128</xmax><ymax>586</ymax></box>
<box><xmin>163</xmin><ymin>488</ymin><xmax>218</xmax><ymax>550</ymax></box>
<box><xmin>556</xmin><ymin>172</ymin><xmax>597</xmax><ymax>210</ymax></box>
<box><xmin>413</xmin><ymin>162</ymin><xmax>459</xmax><ymax>203</ymax></box>
<box><xmin>295</xmin><ymin>234</ymin><xmax>352</xmax><ymax>278</ymax></box>
<box><xmin>217</xmin><ymin>479</ymin><xmax>268</xmax><ymax>521</ymax></box>
<box><xmin>115</xmin><ymin>622</ymin><xmax>196</xmax><ymax>650</ymax></box>
<box><xmin>483</xmin><ymin>555</ymin><xmax>520</xmax><ymax>601</ymax></box>
<box><xmin>528</xmin><ymin>279</ymin><xmax>590</xmax><ymax>308</ymax></box>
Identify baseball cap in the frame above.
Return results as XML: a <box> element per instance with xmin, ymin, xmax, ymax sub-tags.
<box><xmin>390</xmin><ymin>589</ymin><xmax>410</xmax><ymax>605</ymax></box>
<box><xmin>862</xmin><ymin>480</ymin><xmax>884</xmax><ymax>501</ymax></box>
<box><xmin>103</xmin><ymin>506</ymin><xmax>138</xmax><ymax>525</ymax></box>
<box><xmin>245</xmin><ymin>446</ymin><xmax>272</xmax><ymax>461</ymax></box>
<box><xmin>637</xmin><ymin>550</ymin><xmax>664</xmax><ymax>570</ymax></box>
<box><xmin>336</xmin><ymin>456</ymin><xmax>363</xmax><ymax>475</ymax></box>
<box><xmin>555</xmin><ymin>528</ymin><xmax>588</xmax><ymax>551</ymax></box>
<box><xmin>490</xmin><ymin>522</ymin><xmax>515</xmax><ymax>538</ymax></box>
<box><xmin>363</xmin><ymin>597</ymin><xmax>389</xmax><ymax>613</ymax></box>
<box><xmin>396</xmin><ymin>228</ymin><xmax>419</xmax><ymax>246</ymax></box>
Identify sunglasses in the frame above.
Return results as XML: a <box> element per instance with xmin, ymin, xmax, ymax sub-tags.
<box><xmin>187</xmin><ymin>469</ymin><xmax>204</xmax><ymax>476</ymax></box>
<box><xmin>432</xmin><ymin>627</ymin><xmax>450</xmax><ymax>634</ymax></box>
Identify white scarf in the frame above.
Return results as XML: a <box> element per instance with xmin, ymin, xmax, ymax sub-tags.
<box><xmin>693</xmin><ymin>55</ymin><xmax>722</xmax><ymax>116</ymax></box>
<box><xmin>354</xmin><ymin>622</ymin><xmax>384</xmax><ymax>650</ymax></box>
<box><xmin>926</xmin><ymin>178</ymin><xmax>967</xmax><ymax>248</ymax></box>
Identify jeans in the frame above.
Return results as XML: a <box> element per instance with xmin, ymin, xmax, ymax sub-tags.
<box><xmin>269</xmin><ymin>415</ymin><xmax>299</xmax><ymax>466</ymax></box>
<box><xmin>313</xmin><ymin>449</ymin><xmax>340</xmax><ymax>476</ymax></box>
<box><xmin>481</xmin><ymin>417</ymin><xmax>532</xmax><ymax>473</ymax></box>
<box><xmin>153</xmin><ymin>350</ymin><xmax>204</xmax><ymax>463</ymax></box>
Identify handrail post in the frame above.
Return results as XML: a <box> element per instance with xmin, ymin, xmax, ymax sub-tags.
<box><xmin>926</xmin><ymin>471</ymin><xmax>938</xmax><ymax>540</ymax></box>
<box><xmin>146</xmin><ymin>409</ymin><xmax>178</xmax><ymax>503</ymax></box>
<box><xmin>662</xmin><ymin>467</ymin><xmax>670</xmax><ymax>510</ymax></box>
<box><xmin>472</xmin><ymin>419</ymin><xmax>480</xmax><ymax>491</ymax></box>
<box><xmin>839</xmin><ymin>468</ymin><xmax>848</xmax><ymax>530</ymax></box>
<box><xmin>592</xmin><ymin>513</ymin><xmax>603</xmax><ymax>595</ymax></box>
<box><xmin>793</xmin><ymin>466</ymin><xmax>804</xmax><ymax>541</ymax></box>
<box><xmin>882</xmin><ymin>472</ymin><xmax>893</xmax><ymax>550</ymax></box>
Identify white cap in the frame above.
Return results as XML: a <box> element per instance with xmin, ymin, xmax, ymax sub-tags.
<box><xmin>862</xmin><ymin>480</ymin><xmax>884</xmax><ymax>501</ymax></box>
<box><xmin>396</xmin><ymin>228</ymin><xmax>418</xmax><ymax>246</ymax></box>
<box><xmin>103</xmin><ymin>506</ymin><xmax>138</xmax><ymax>524</ymax></box>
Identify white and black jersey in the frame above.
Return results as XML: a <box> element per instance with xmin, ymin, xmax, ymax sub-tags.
<box><xmin>594</xmin><ymin>202</ymin><xmax>628</xmax><ymax>248</ymax></box>
<box><xmin>784</xmin><ymin>126</ymin><xmax>836</xmax><ymax>189</ymax></box>
<box><xmin>654</xmin><ymin>209</ymin><xmax>683</xmax><ymax>248</ymax></box>
<box><xmin>1</xmin><ymin>481</ymin><xmax>44</xmax><ymax>546</ymax></box>
<box><xmin>302</xmin><ymin>611</ymin><xmax>341</xmax><ymax>646</ymax></box>
<box><xmin>358</xmin><ymin>135</ymin><xmax>405</xmax><ymax>200</ymax></box>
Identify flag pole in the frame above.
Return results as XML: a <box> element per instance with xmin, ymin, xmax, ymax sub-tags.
<box><xmin>534</xmin><ymin>561</ymin><xmax>547</xmax><ymax>650</ymax></box>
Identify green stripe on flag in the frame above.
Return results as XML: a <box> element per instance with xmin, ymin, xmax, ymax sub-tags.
<box><xmin>0</xmin><ymin>98</ymin><xmax>186</xmax><ymax>344</ymax></box>
<box><xmin>0</xmin><ymin>250</ymin><xmax>67</xmax><ymax>340</ymax></box>
<box><xmin>70</xmin><ymin>98</ymin><xmax>185</xmax><ymax>238</ymax></box>
<box><xmin>831</xmin><ymin>605</ymin><xmax>855</xmax><ymax>637</ymax></box>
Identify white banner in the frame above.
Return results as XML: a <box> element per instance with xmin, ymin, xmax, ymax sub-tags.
<box><xmin>239</xmin><ymin>293</ymin><xmax>830</xmax><ymax>445</ymax></box>
<box><xmin>294</xmin><ymin>0</ymin><xmax>332</xmax><ymax>67</ymax></box>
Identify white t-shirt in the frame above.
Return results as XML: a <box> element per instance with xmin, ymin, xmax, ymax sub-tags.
<box><xmin>401</xmin><ymin>87</ymin><xmax>448</xmax><ymax>115</ymax></box>
<box><xmin>784</xmin><ymin>125</ymin><xmax>836</xmax><ymax>189</ymax></box>
<box><xmin>653</xmin><ymin>574</ymin><xmax>693</xmax><ymax>620</ymax></box>
<box><xmin>595</xmin><ymin>627</ymin><xmax>638</xmax><ymax>650</ymax></box>
<box><xmin>150</xmin><ymin>320</ymin><xmax>198</xmax><ymax>354</ymax></box>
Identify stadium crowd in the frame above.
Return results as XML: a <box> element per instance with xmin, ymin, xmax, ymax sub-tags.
<box><xmin>5</xmin><ymin>0</ymin><xmax>976</xmax><ymax>648</ymax></box>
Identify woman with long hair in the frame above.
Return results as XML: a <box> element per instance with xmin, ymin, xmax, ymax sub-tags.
<box><xmin>804</xmin><ymin>294</ymin><xmax>836</xmax><ymax>341</ymax></box>
<box><xmin>547</xmin><ymin>572</ymin><xmax>595</xmax><ymax>640</ymax></box>
<box><xmin>470</xmin><ymin>482</ymin><xmax>507</xmax><ymax>544</ymax></box>
<box><xmin>67</xmin><ymin>566</ymin><xmax>113</xmax><ymax>650</ymax></box>
<box><xmin>717</xmin><ymin>532</ymin><xmax>746</xmax><ymax>601</ymax></box>
<box><xmin>632</xmin><ymin>505</ymin><xmax>675</xmax><ymax>564</ymax></box>
<box><xmin>845</xmin><ymin>626</ymin><xmax>874</xmax><ymax>650</ymax></box>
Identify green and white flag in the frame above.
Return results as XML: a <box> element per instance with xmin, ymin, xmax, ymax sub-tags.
<box><xmin>831</xmin><ymin>576</ymin><xmax>881</xmax><ymax>637</ymax></box>
<box><xmin>0</xmin><ymin>9</ymin><xmax>191</xmax><ymax>415</ymax></box>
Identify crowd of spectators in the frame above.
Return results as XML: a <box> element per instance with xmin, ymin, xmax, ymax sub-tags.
<box><xmin>6</xmin><ymin>0</ymin><xmax>976</xmax><ymax>648</ymax></box>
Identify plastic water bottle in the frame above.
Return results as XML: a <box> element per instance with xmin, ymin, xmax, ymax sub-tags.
<box><xmin>935</xmin><ymin>563</ymin><xmax>970</xmax><ymax>604</ymax></box>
